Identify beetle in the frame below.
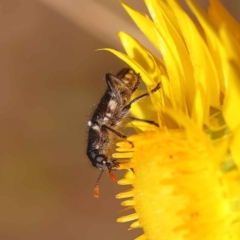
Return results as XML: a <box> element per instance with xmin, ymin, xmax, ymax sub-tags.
<box><xmin>86</xmin><ymin>68</ymin><xmax>160</xmax><ymax>197</ymax></box>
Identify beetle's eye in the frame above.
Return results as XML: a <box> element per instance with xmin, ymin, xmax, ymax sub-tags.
<box><xmin>96</xmin><ymin>156</ymin><xmax>104</xmax><ymax>162</ymax></box>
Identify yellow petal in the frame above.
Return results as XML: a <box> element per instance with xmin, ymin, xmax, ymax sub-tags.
<box><xmin>117</xmin><ymin>213</ymin><xmax>138</xmax><ymax>223</ymax></box>
<box><xmin>118</xmin><ymin>31</ymin><xmax>167</xmax><ymax>82</ymax></box>
<box><xmin>99</xmin><ymin>48</ymin><xmax>155</xmax><ymax>85</ymax></box>
<box><xmin>230</xmin><ymin>126</ymin><xmax>240</xmax><ymax>169</ymax></box>
<box><xmin>167</xmin><ymin>0</ymin><xmax>220</xmax><ymax>118</ymax></box>
<box><xmin>208</xmin><ymin>0</ymin><xmax>240</xmax><ymax>41</ymax></box>
<box><xmin>219</xmin><ymin>24</ymin><xmax>240</xmax><ymax>71</ymax></box>
<box><xmin>121</xmin><ymin>1</ymin><xmax>188</xmax><ymax>115</ymax></box>
<box><xmin>222</xmin><ymin>61</ymin><xmax>240</xmax><ymax>130</ymax></box>
<box><xmin>186</xmin><ymin>0</ymin><xmax>223</xmax><ymax>101</ymax></box>
<box><xmin>145</xmin><ymin>0</ymin><xmax>196</xmax><ymax>115</ymax></box>
<box><xmin>191</xmin><ymin>81</ymin><xmax>205</xmax><ymax>128</ymax></box>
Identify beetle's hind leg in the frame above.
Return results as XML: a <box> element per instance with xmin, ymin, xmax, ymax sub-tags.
<box><xmin>128</xmin><ymin>117</ymin><xmax>159</xmax><ymax>127</ymax></box>
<box><xmin>121</xmin><ymin>82</ymin><xmax>161</xmax><ymax>115</ymax></box>
<box><xmin>102</xmin><ymin>125</ymin><xmax>134</xmax><ymax>148</ymax></box>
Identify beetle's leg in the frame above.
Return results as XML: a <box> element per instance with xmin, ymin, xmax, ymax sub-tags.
<box><xmin>122</xmin><ymin>82</ymin><xmax>161</xmax><ymax>114</ymax></box>
<box><xmin>102</xmin><ymin>125</ymin><xmax>127</xmax><ymax>139</ymax></box>
<box><xmin>128</xmin><ymin>117</ymin><xmax>159</xmax><ymax>127</ymax></box>
<box><xmin>102</xmin><ymin>125</ymin><xmax>134</xmax><ymax>148</ymax></box>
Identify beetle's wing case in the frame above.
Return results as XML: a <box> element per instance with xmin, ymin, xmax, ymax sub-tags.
<box><xmin>106</xmin><ymin>69</ymin><xmax>140</xmax><ymax>105</ymax></box>
<box><xmin>89</xmin><ymin>89</ymin><xmax>112</xmax><ymax>124</ymax></box>
<box><xmin>116</xmin><ymin>68</ymin><xmax>140</xmax><ymax>92</ymax></box>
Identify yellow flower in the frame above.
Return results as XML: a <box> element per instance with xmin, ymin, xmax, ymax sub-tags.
<box><xmin>104</xmin><ymin>0</ymin><xmax>240</xmax><ymax>239</ymax></box>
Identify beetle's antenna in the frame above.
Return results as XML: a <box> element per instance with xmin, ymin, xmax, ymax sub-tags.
<box><xmin>94</xmin><ymin>170</ymin><xmax>104</xmax><ymax>198</ymax></box>
<box><xmin>94</xmin><ymin>168</ymin><xmax>117</xmax><ymax>198</ymax></box>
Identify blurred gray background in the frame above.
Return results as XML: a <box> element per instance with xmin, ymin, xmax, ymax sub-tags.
<box><xmin>0</xmin><ymin>0</ymin><xmax>239</xmax><ymax>239</ymax></box>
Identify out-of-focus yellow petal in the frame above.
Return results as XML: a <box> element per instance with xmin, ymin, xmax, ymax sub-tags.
<box><xmin>186</xmin><ymin>0</ymin><xmax>223</xmax><ymax>99</ymax></box>
<box><xmin>191</xmin><ymin>82</ymin><xmax>205</xmax><ymax>128</ymax></box>
<box><xmin>208</xmin><ymin>0</ymin><xmax>240</xmax><ymax>41</ymax></box>
<box><xmin>230</xmin><ymin>125</ymin><xmax>240</xmax><ymax>169</ymax></box>
<box><xmin>219</xmin><ymin>24</ymin><xmax>240</xmax><ymax>130</ymax></box>
<box><xmin>219</xmin><ymin>25</ymin><xmax>240</xmax><ymax>70</ymax></box>
<box><xmin>222</xmin><ymin>61</ymin><xmax>240</xmax><ymax>130</ymax></box>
